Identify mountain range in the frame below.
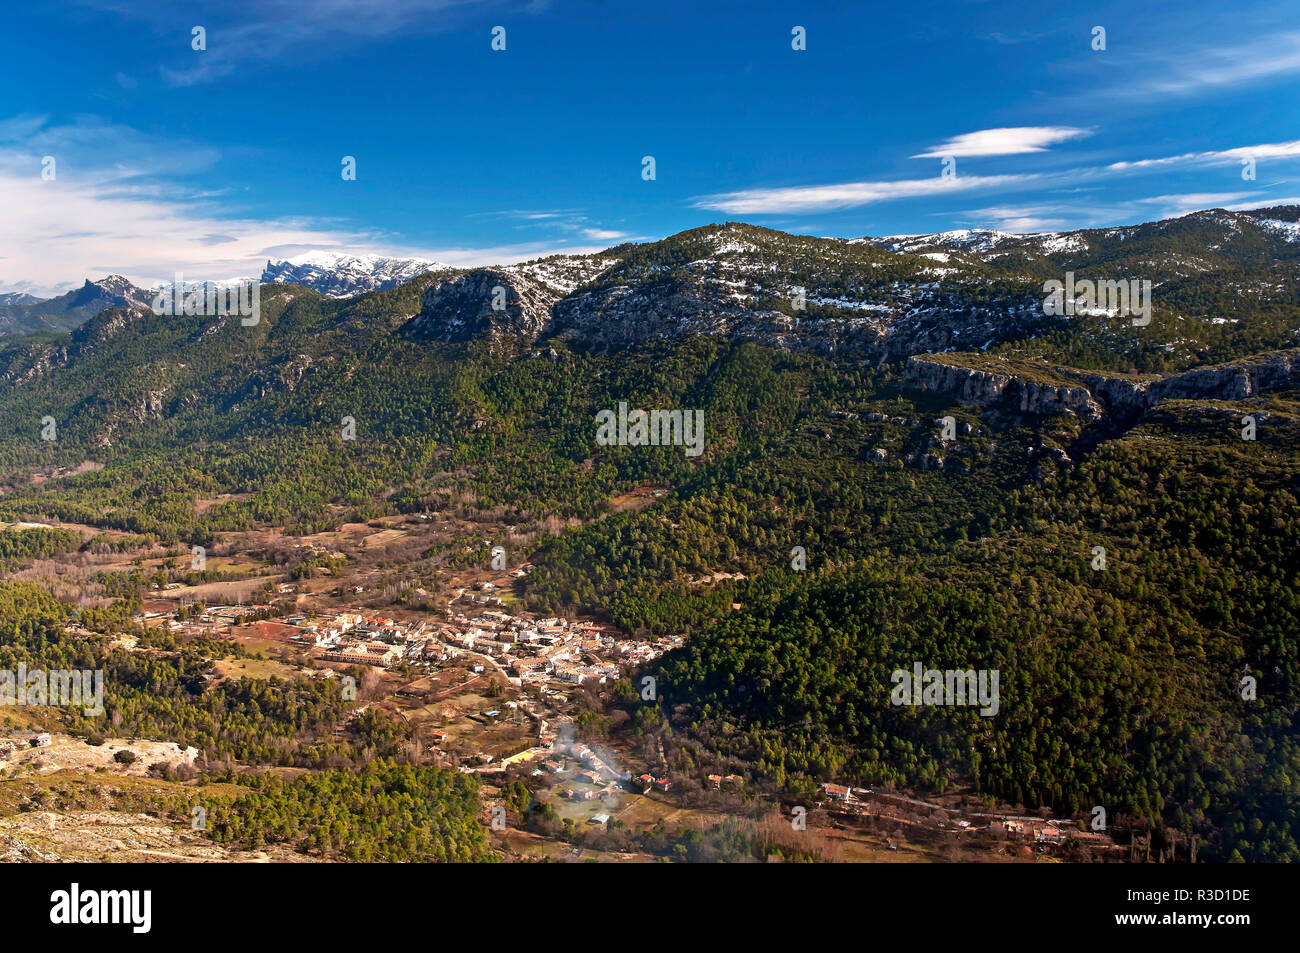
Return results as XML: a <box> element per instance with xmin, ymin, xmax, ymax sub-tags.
<box><xmin>259</xmin><ymin>251</ymin><xmax>452</xmax><ymax>297</ymax></box>
<box><xmin>0</xmin><ymin>204</ymin><xmax>1295</xmax><ymax>494</ymax></box>
<box><xmin>5</xmin><ymin>205</ymin><xmax>1296</xmax><ymax>365</ymax></box>
<box><xmin>0</xmin><ymin>254</ymin><xmax>452</xmax><ymax>337</ymax></box>
<box><xmin>0</xmin><ymin>276</ymin><xmax>155</xmax><ymax>337</ymax></box>
<box><xmin>0</xmin><ymin>205</ymin><xmax>1295</xmax><ymax>862</ymax></box>
<box><xmin>2</xmin><ymin>206</ymin><xmax>1298</xmax><ymax>461</ymax></box>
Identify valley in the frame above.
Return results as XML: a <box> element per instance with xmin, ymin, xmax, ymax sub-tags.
<box><xmin>0</xmin><ymin>209</ymin><xmax>1295</xmax><ymax>864</ymax></box>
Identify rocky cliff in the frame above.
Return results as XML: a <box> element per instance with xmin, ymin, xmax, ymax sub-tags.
<box><xmin>1069</xmin><ymin>351</ymin><xmax>1300</xmax><ymax>417</ymax></box>
<box><xmin>903</xmin><ymin>349</ymin><xmax>1299</xmax><ymax>421</ymax></box>
<box><xmin>403</xmin><ymin>269</ymin><xmax>560</xmax><ymax>343</ymax></box>
<box><xmin>903</xmin><ymin>356</ymin><xmax>1104</xmax><ymax>420</ymax></box>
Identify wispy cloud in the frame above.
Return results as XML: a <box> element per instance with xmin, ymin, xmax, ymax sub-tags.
<box><xmin>694</xmin><ymin>174</ymin><xmax>1037</xmax><ymax>215</ymax></box>
<box><xmin>979</xmin><ymin>30</ymin><xmax>1050</xmax><ymax>46</ymax></box>
<box><xmin>1127</xmin><ymin>30</ymin><xmax>1300</xmax><ymax>98</ymax></box>
<box><xmin>963</xmin><ymin>190</ymin><xmax>1289</xmax><ymax>235</ymax></box>
<box><xmin>1</xmin><ymin>113</ymin><xmax>222</xmax><ymax>187</ymax></box>
<box><xmin>1107</xmin><ymin>139</ymin><xmax>1300</xmax><ymax>170</ymax></box>
<box><xmin>477</xmin><ymin>209</ymin><xmax>630</xmax><ymax>243</ymax></box>
<box><xmin>697</xmin><ymin>132</ymin><xmax>1300</xmax><ymax>218</ymax></box>
<box><xmin>1134</xmin><ymin>192</ymin><xmax>1259</xmax><ymax>215</ymax></box>
<box><xmin>961</xmin><ymin>205</ymin><xmax>1075</xmax><ymax>232</ymax></box>
<box><xmin>912</xmin><ymin>126</ymin><xmax>1091</xmax><ymax>158</ymax></box>
<box><xmin>82</xmin><ymin>0</ymin><xmax>535</xmax><ymax>86</ymax></box>
<box><xmin>1225</xmin><ymin>195</ymin><xmax>1300</xmax><ymax>211</ymax></box>
<box><xmin>0</xmin><ymin>116</ymin><xmax>606</xmax><ymax>295</ymax></box>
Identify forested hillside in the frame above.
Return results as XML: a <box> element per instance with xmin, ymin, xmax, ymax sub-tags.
<box><xmin>648</xmin><ymin>399</ymin><xmax>1300</xmax><ymax>861</ymax></box>
<box><xmin>0</xmin><ymin>212</ymin><xmax>1296</xmax><ymax>861</ymax></box>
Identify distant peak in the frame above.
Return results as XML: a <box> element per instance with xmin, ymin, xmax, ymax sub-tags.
<box><xmin>89</xmin><ymin>274</ymin><xmax>136</xmax><ymax>289</ymax></box>
<box><xmin>261</xmin><ymin>251</ymin><xmax>453</xmax><ymax>298</ymax></box>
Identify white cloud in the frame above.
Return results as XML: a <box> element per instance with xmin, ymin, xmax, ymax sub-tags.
<box><xmin>1108</xmin><ymin>139</ymin><xmax>1300</xmax><ymax>171</ymax></box>
<box><xmin>81</xmin><ymin>0</ymin><xmax>536</xmax><ymax>86</ymax></box>
<box><xmin>473</xmin><ymin>209</ymin><xmax>628</xmax><ymax>242</ymax></box>
<box><xmin>1126</xmin><ymin>31</ymin><xmax>1300</xmax><ymax>98</ymax></box>
<box><xmin>0</xmin><ymin>117</ymin><xmax>608</xmax><ymax>296</ymax></box>
<box><xmin>912</xmin><ymin>126</ymin><xmax>1091</xmax><ymax>158</ymax></box>
<box><xmin>1134</xmin><ymin>192</ymin><xmax>1258</xmax><ymax>214</ymax></box>
<box><xmin>580</xmin><ymin>228</ymin><xmax>629</xmax><ymax>241</ymax></box>
<box><xmin>504</xmin><ymin>210</ymin><xmax>581</xmax><ymax>221</ymax></box>
<box><xmin>961</xmin><ymin>205</ymin><xmax>1072</xmax><ymax>232</ymax></box>
<box><xmin>963</xmin><ymin>191</ymin><xmax>1299</xmax><ymax>235</ymax></box>
<box><xmin>1225</xmin><ymin>195</ymin><xmax>1300</xmax><ymax>210</ymax></box>
<box><xmin>980</xmin><ymin>31</ymin><xmax>1049</xmax><ymax>46</ymax></box>
<box><xmin>693</xmin><ymin>174</ymin><xmax>1036</xmax><ymax>215</ymax></box>
<box><xmin>691</xmin><ymin>133</ymin><xmax>1300</xmax><ymax>217</ymax></box>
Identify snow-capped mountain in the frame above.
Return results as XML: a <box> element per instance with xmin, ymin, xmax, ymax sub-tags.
<box><xmin>861</xmin><ymin>206</ymin><xmax>1300</xmax><ymax>262</ymax></box>
<box><xmin>5</xmin><ymin>205</ymin><xmax>1298</xmax><ymax>357</ymax></box>
<box><xmin>863</xmin><ymin>227</ymin><xmax>1096</xmax><ymax>259</ymax></box>
<box><xmin>0</xmin><ymin>275</ymin><xmax>153</xmax><ymax>336</ymax></box>
<box><xmin>405</xmin><ymin>206</ymin><xmax>1300</xmax><ymax>365</ymax></box>
<box><xmin>1256</xmin><ymin>217</ymin><xmax>1300</xmax><ymax>242</ymax></box>
<box><xmin>865</xmin><ymin>228</ymin><xmax>1023</xmax><ymax>255</ymax></box>
<box><xmin>261</xmin><ymin>252</ymin><xmax>453</xmax><ymax>297</ymax></box>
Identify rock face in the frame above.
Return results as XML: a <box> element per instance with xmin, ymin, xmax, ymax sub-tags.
<box><xmin>399</xmin><ymin>223</ymin><xmax>1042</xmax><ymax>357</ymax></box>
<box><xmin>903</xmin><ymin>357</ymin><xmax>1104</xmax><ymax>420</ymax></box>
<box><xmin>903</xmin><ymin>350</ymin><xmax>1299</xmax><ymax>421</ymax></box>
<box><xmin>71</xmin><ymin>304</ymin><xmax>150</xmax><ymax>350</ymax></box>
<box><xmin>1071</xmin><ymin>351</ymin><xmax>1300</xmax><ymax>417</ymax></box>
<box><xmin>550</xmin><ymin>279</ymin><xmax>887</xmax><ymax>355</ymax></box>
<box><xmin>404</xmin><ymin>269</ymin><xmax>560</xmax><ymax>342</ymax></box>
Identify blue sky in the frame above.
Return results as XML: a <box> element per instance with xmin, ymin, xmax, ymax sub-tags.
<box><xmin>2</xmin><ymin>0</ymin><xmax>1298</xmax><ymax>293</ymax></box>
